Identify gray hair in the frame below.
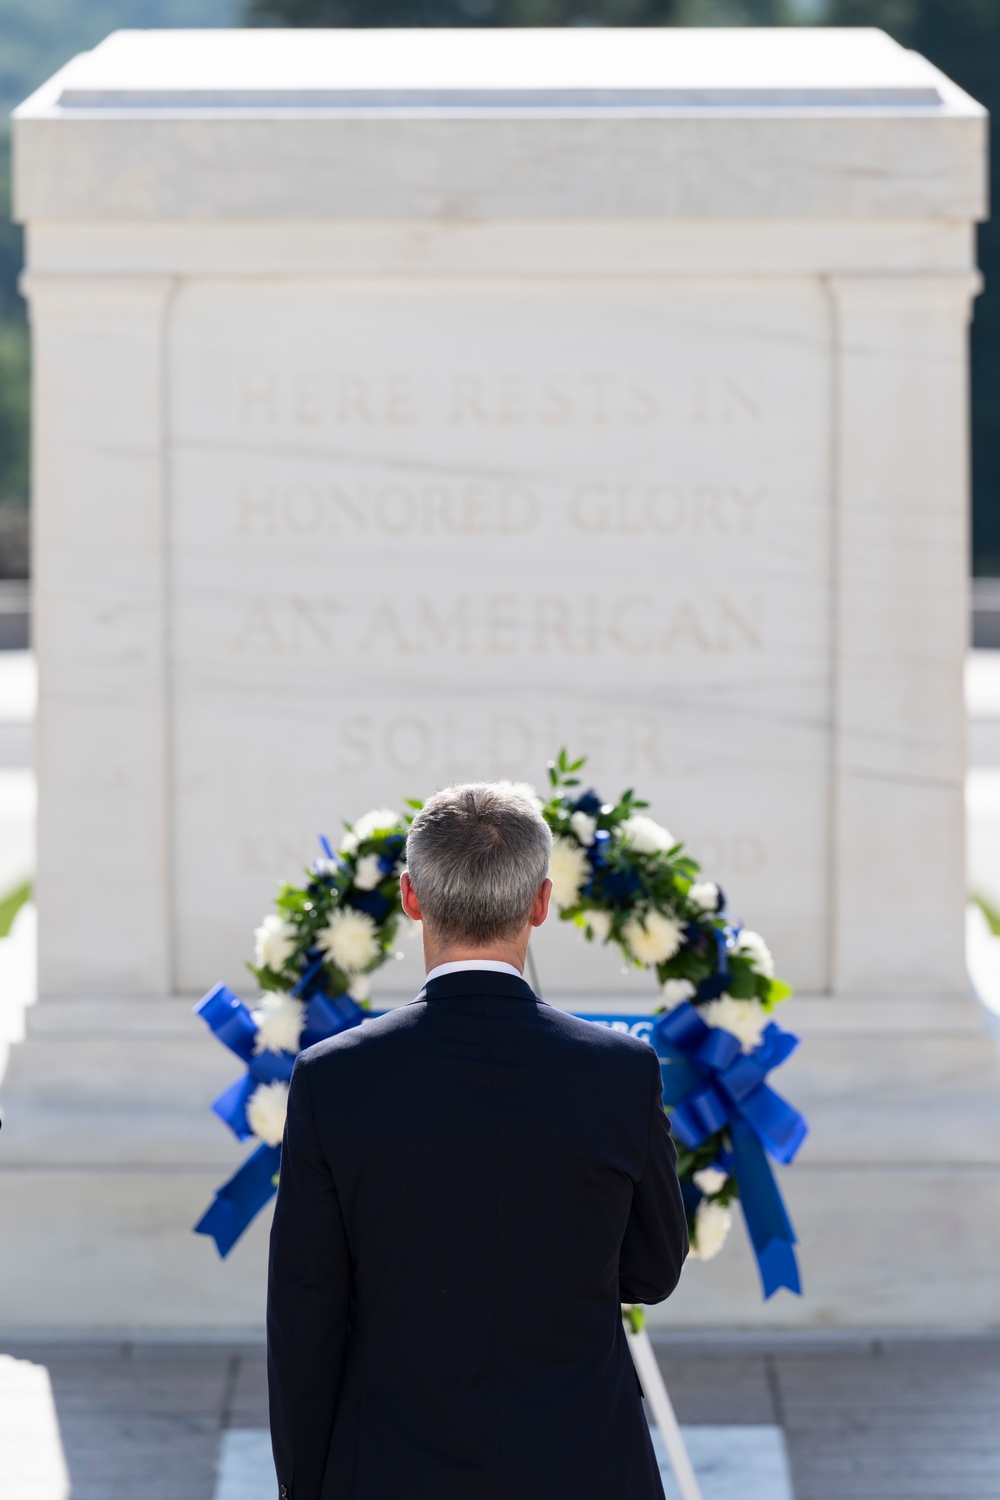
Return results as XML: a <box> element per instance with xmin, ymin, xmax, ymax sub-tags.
<box><xmin>406</xmin><ymin>782</ymin><xmax>553</xmax><ymax>946</ymax></box>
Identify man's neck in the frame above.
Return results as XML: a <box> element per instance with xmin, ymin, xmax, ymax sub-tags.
<box><xmin>421</xmin><ymin>941</ymin><xmax>526</xmax><ymax>976</ymax></box>
<box><xmin>425</xmin><ymin>958</ymin><xmax>524</xmax><ymax>983</ymax></box>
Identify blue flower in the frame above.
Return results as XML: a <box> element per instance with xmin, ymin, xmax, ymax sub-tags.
<box><xmin>696</xmin><ymin>972</ymin><xmax>729</xmax><ymax>1001</ymax></box>
<box><xmin>348</xmin><ymin>889</ymin><xmax>392</xmax><ymax>922</ymax></box>
<box><xmin>585</xmin><ymin>830</ymin><xmax>610</xmax><ymax>865</ymax></box>
<box><xmin>573</xmin><ymin>789</ymin><xmax>603</xmax><ymax>816</ymax></box>
<box><xmin>602</xmin><ymin>867</ymin><xmax>643</xmax><ymax>902</ymax></box>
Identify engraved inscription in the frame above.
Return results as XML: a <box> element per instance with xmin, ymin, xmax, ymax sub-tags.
<box><xmin>446</xmin><ymin>372</ymin><xmax>760</xmax><ymax>427</ymax></box>
<box><xmin>567</xmin><ymin>483</ymin><xmax>765</xmax><ymax>537</ymax></box>
<box><xmin>333</xmin><ymin>709</ymin><xmax>680</xmax><ymax>776</ymax></box>
<box><xmin>229</xmin><ymin>593</ymin><xmax>763</xmax><ymax>657</ymax></box>
<box><xmin>240</xmin><ymin>372</ymin><xmax>419</xmax><ymax>427</ymax></box>
<box><xmin>237</xmin><ymin>480</ymin><xmax>540</xmax><ymax>538</ymax></box>
<box><xmin>237</xmin><ymin>370</ymin><xmax>762</xmax><ymax>431</ymax></box>
<box><xmin>234</xmin><ymin>480</ymin><xmax>767</xmax><ymax>540</ymax></box>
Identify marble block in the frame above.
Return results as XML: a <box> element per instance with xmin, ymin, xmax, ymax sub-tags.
<box><xmin>4</xmin><ymin>28</ymin><xmax>996</xmax><ymax>1335</ymax></box>
<box><xmin>0</xmin><ymin>1356</ymin><xmax>70</xmax><ymax>1500</ymax></box>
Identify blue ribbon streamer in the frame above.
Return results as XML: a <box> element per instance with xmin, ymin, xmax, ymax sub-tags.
<box><xmin>194</xmin><ymin>1142</ymin><xmax>282</xmax><ymax>1258</ymax></box>
<box><xmin>193</xmin><ymin>979</ymin><xmax>364</xmax><ymax>1256</ymax></box>
<box><xmin>730</xmin><ymin>1118</ymin><xmax>801</xmax><ymax>1299</ymax></box>
<box><xmin>651</xmin><ymin>1000</ymin><xmax>806</xmax><ymax>1298</ymax></box>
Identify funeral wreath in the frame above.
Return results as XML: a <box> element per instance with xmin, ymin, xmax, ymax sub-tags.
<box><xmin>195</xmin><ymin>755</ymin><xmax>806</xmax><ymax>1297</ymax></box>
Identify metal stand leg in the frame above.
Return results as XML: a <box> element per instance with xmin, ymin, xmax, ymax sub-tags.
<box><xmin>627</xmin><ymin>1326</ymin><xmax>704</xmax><ymax>1500</ymax></box>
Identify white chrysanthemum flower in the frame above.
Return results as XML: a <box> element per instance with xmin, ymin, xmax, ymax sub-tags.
<box><xmin>660</xmin><ymin>977</ymin><xmax>696</xmax><ymax>1009</ymax></box>
<box><xmin>689</xmin><ymin>1198</ymin><xmax>732</xmax><ymax>1261</ymax></box>
<box><xmin>700</xmin><ymin>994</ymin><xmax>769</xmax><ymax>1053</ymax></box>
<box><xmin>692</xmin><ymin>1166</ymin><xmax>729</xmax><ymax>1197</ymax></box>
<box><xmin>355</xmin><ymin>807</ymin><xmax>402</xmax><ymax>839</ymax></box>
<box><xmin>340</xmin><ymin>807</ymin><xmax>402</xmax><ymax>855</ymax></box>
<box><xmin>317</xmin><ymin>908</ymin><xmax>381</xmax><ymax>973</ymax></box>
<box><xmin>736</xmin><ymin>929</ymin><xmax>775</xmax><ymax>979</ymax></box>
<box><xmin>582</xmin><ymin>909</ymin><xmax>612</xmax><ymax>941</ymax></box>
<box><xmin>347</xmin><ymin>972</ymin><xmax>370</xmax><ymax>1002</ymax></box>
<box><xmin>622</xmin><ymin>814</ymin><xmax>675</xmax><ymax>855</ymax></box>
<box><xmin>688</xmin><ymin>880</ymin><xmax>720</xmax><ymax>914</ymax></box>
<box><xmin>622</xmin><ymin>909</ymin><xmax>684</xmax><ymax>966</ymax></box>
<box><xmin>549</xmin><ymin>837</ymin><xmax>590</xmax><ymax>908</ymax></box>
<box><xmin>252</xmin><ymin>992</ymin><xmax>305</xmax><ymax>1056</ymax></box>
<box><xmin>254</xmin><ymin>913</ymin><xmax>296</xmax><ymax>972</ymax></box>
<box><xmin>353</xmin><ymin>853</ymin><xmax>384</xmax><ymax>892</ymax></box>
<box><xmin>406</xmin><ymin>917</ymin><xmax>422</xmax><ymax>940</ymax></box>
<box><xmin>246</xmin><ymin>1080</ymin><xmax>289</xmax><ymax>1147</ymax></box>
<box><xmin>570</xmin><ymin>811</ymin><xmax>597</xmax><ymax>846</ymax></box>
<box><xmin>496</xmin><ymin>780</ymin><xmax>544</xmax><ymax>811</ymax></box>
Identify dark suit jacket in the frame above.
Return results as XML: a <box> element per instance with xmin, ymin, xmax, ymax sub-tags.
<box><xmin>267</xmin><ymin>968</ymin><xmax>688</xmax><ymax>1500</ymax></box>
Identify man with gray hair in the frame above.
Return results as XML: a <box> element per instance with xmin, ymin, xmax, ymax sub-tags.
<box><xmin>268</xmin><ymin>782</ymin><xmax>687</xmax><ymax>1500</ymax></box>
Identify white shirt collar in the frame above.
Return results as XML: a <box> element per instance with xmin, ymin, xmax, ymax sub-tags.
<box><xmin>424</xmin><ymin>959</ymin><xmax>523</xmax><ymax>984</ymax></box>
<box><xmin>412</xmin><ymin>959</ymin><xmax>528</xmax><ymax>1002</ymax></box>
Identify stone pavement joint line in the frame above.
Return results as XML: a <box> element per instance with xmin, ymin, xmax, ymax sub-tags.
<box><xmin>0</xmin><ymin>1339</ymin><xmax>998</xmax><ymax>1500</ymax></box>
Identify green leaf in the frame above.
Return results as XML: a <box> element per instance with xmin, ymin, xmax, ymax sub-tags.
<box><xmin>0</xmin><ymin>879</ymin><xmax>31</xmax><ymax>938</ymax></box>
<box><xmin>247</xmin><ymin>963</ymin><xmax>289</xmax><ymax>992</ymax></box>
<box><xmin>764</xmin><ymin>977</ymin><xmax>793</xmax><ymax>1006</ymax></box>
<box><xmin>726</xmin><ymin>963</ymin><xmax>757</xmax><ymax>999</ymax></box>
<box><xmin>715</xmin><ymin>1176</ymin><xmax>740</xmax><ymax>1207</ymax></box>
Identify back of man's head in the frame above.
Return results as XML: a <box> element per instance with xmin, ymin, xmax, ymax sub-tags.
<box><xmin>406</xmin><ymin>783</ymin><xmax>553</xmax><ymax>947</ymax></box>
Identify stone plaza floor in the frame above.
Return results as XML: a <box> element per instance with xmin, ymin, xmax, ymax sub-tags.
<box><xmin>0</xmin><ymin>1334</ymin><xmax>997</xmax><ymax>1500</ymax></box>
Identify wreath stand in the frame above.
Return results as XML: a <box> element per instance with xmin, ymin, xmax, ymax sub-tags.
<box><xmin>626</xmin><ymin>1323</ymin><xmax>704</xmax><ymax>1500</ymax></box>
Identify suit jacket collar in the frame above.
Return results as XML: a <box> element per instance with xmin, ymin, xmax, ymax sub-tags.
<box><xmin>421</xmin><ymin>969</ymin><xmax>540</xmax><ymax>1003</ymax></box>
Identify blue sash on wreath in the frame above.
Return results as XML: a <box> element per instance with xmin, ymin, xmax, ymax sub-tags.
<box><xmin>584</xmin><ymin>1006</ymin><xmax>805</xmax><ymax>1298</ymax></box>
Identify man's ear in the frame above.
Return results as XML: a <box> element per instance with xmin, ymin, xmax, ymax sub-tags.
<box><xmin>400</xmin><ymin>870</ymin><xmax>423</xmax><ymax>923</ymax></box>
<box><xmin>530</xmin><ymin>878</ymin><xmax>552</xmax><ymax>929</ymax></box>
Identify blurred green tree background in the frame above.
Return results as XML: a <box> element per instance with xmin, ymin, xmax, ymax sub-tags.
<box><xmin>1</xmin><ymin>0</ymin><xmax>997</xmax><ymax>573</ymax></box>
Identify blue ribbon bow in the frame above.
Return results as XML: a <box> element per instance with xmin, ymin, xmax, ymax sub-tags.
<box><xmin>651</xmin><ymin>1000</ymin><xmax>806</xmax><ymax>1299</ymax></box>
<box><xmin>193</xmin><ymin>981</ymin><xmax>363</xmax><ymax>1256</ymax></box>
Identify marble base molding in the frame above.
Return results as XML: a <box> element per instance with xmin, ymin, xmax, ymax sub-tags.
<box><xmin>0</xmin><ymin>990</ymin><xmax>997</xmax><ymax>1333</ymax></box>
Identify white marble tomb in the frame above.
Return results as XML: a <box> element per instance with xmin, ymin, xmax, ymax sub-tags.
<box><xmin>6</xmin><ymin>28</ymin><xmax>999</xmax><ymax>1332</ymax></box>
<box><xmin>13</xmin><ymin>26</ymin><xmax>986</xmax><ymax>1001</ymax></box>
